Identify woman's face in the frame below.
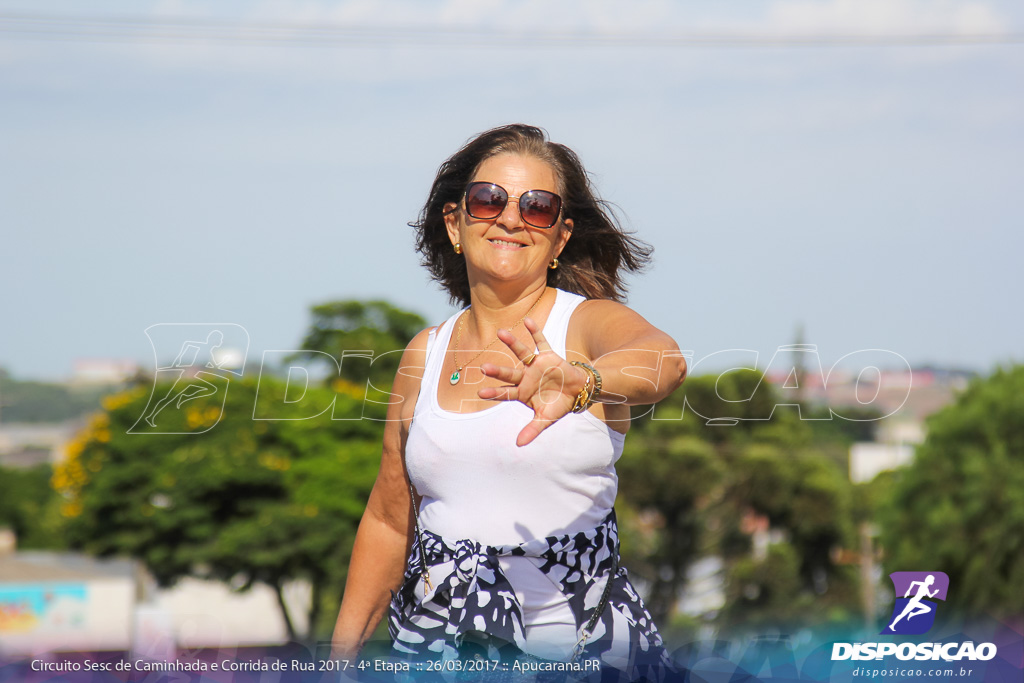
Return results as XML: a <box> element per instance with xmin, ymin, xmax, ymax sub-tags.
<box><xmin>444</xmin><ymin>153</ymin><xmax>572</xmax><ymax>291</ymax></box>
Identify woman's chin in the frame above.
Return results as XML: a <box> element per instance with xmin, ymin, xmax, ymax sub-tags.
<box><xmin>470</xmin><ymin>261</ymin><xmax>546</xmax><ymax>286</ymax></box>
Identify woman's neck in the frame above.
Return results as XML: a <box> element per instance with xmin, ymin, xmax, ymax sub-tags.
<box><xmin>463</xmin><ymin>281</ymin><xmax>551</xmax><ymax>339</ymax></box>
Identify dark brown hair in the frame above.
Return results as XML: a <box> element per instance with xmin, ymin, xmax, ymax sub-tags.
<box><xmin>412</xmin><ymin>124</ymin><xmax>652</xmax><ymax>307</ymax></box>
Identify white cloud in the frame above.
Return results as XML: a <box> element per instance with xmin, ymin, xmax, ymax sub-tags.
<box><xmin>239</xmin><ymin>0</ymin><xmax>1010</xmax><ymax>34</ymax></box>
<box><xmin>765</xmin><ymin>0</ymin><xmax>1006</xmax><ymax>34</ymax></box>
<box><xmin>1</xmin><ymin>0</ymin><xmax>1012</xmax><ymax>83</ymax></box>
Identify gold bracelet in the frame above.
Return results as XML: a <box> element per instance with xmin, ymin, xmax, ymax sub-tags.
<box><xmin>571</xmin><ymin>361</ymin><xmax>602</xmax><ymax>402</ymax></box>
<box><xmin>570</xmin><ymin>362</ymin><xmax>594</xmax><ymax>414</ymax></box>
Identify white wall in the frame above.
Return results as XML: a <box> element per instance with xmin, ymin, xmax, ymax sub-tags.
<box><xmin>0</xmin><ymin>578</ymin><xmax>134</xmax><ymax>655</ymax></box>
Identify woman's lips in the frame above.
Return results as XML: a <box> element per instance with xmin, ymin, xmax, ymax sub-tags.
<box><xmin>488</xmin><ymin>239</ymin><xmax>526</xmax><ymax>250</ymax></box>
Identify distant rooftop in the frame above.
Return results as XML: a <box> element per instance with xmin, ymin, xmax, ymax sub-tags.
<box><xmin>70</xmin><ymin>358</ymin><xmax>140</xmax><ymax>386</ymax></box>
<box><xmin>0</xmin><ymin>551</ymin><xmax>138</xmax><ymax>583</ymax></box>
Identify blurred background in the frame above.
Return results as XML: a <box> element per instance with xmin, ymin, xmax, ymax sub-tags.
<box><xmin>1</xmin><ymin>0</ymin><xmax>1021</xmax><ymax>678</ymax></box>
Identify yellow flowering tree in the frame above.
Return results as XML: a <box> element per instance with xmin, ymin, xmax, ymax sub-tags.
<box><xmin>54</xmin><ymin>375</ymin><xmax>382</xmax><ymax>642</ymax></box>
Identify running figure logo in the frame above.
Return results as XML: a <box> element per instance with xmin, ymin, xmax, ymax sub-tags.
<box><xmin>130</xmin><ymin>324</ymin><xmax>249</xmax><ymax>434</ymax></box>
<box><xmin>881</xmin><ymin>571</ymin><xmax>950</xmax><ymax>635</ymax></box>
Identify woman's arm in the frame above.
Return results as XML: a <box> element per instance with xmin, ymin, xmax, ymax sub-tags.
<box><xmin>570</xmin><ymin>299</ymin><xmax>687</xmax><ymax>406</ymax></box>
<box><xmin>331</xmin><ymin>328</ymin><xmax>431</xmax><ymax>658</ymax></box>
<box><xmin>478</xmin><ymin>301</ymin><xmax>685</xmax><ymax>446</ymax></box>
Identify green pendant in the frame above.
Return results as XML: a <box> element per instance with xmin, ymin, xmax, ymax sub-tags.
<box><xmin>449</xmin><ymin>370</ymin><xmax>460</xmax><ymax>385</ymax></box>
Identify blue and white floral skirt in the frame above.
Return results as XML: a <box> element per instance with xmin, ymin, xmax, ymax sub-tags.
<box><xmin>387</xmin><ymin>510</ymin><xmax>683</xmax><ymax>682</ymax></box>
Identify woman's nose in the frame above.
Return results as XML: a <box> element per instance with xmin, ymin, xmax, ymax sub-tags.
<box><xmin>496</xmin><ymin>196</ymin><xmax>524</xmax><ymax>229</ymax></box>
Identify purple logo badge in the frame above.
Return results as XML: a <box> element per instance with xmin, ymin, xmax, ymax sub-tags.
<box><xmin>881</xmin><ymin>571</ymin><xmax>949</xmax><ymax>635</ymax></box>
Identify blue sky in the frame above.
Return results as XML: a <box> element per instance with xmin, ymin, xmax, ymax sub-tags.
<box><xmin>2</xmin><ymin>0</ymin><xmax>1022</xmax><ymax>382</ymax></box>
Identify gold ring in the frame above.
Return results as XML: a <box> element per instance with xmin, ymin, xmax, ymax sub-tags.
<box><xmin>522</xmin><ymin>353</ymin><xmax>537</xmax><ymax>366</ymax></box>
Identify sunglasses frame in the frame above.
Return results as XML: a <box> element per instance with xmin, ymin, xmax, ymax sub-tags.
<box><xmin>462</xmin><ymin>181</ymin><xmax>563</xmax><ymax>230</ymax></box>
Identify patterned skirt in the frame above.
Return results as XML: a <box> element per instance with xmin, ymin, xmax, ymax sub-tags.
<box><xmin>386</xmin><ymin>510</ymin><xmax>683</xmax><ymax>682</ymax></box>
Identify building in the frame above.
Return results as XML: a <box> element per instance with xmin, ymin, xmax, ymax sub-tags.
<box><xmin>0</xmin><ymin>533</ymin><xmax>299</xmax><ymax>658</ymax></box>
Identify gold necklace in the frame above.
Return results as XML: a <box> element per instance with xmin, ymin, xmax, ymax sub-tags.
<box><xmin>450</xmin><ymin>288</ymin><xmax>547</xmax><ymax>386</ymax></box>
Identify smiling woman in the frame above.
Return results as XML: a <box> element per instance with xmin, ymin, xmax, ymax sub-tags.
<box><xmin>443</xmin><ymin>154</ymin><xmax>572</xmax><ymax>308</ymax></box>
<box><xmin>332</xmin><ymin>124</ymin><xmax>687</xmax><ymax>681</ymax></box>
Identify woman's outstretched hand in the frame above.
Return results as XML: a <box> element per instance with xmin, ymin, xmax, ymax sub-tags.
<box><xmin>478</xmin><ymin>317</ymin><xmax>589</xmax><ymax>447</ymax></box>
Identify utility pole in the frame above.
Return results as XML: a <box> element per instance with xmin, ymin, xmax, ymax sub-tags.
<box><xmin>859</xmin><ymin>522</ymin><xmax>877</xmax><ymax>634</ymax></box>
<box><xmin>792</xmin><ymin>323</ymin><xmax>807</xmax><ymax>406</ymax></box>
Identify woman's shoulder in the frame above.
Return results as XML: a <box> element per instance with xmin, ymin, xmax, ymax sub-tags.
<box><xmin>566</xmin><ymin>297</ymin><xmax>656</xmax><ymax>359</ymax></box>
<box><xmin>554</xmin><ymin>288</ymin><xmax>633</xmax><ymax>315</ymax></box>
<box><xmin>571</xmin><ymin>297</ymin><xmax>640</xmax><ymax>323</ymax></box>
<box><xmin>390</xmin><ymin>326</ymin><xmax>436</xmax><ymax>405</ymax></box>
<box><xmin>399</xmin><ymin>303</ymin><xmax>468</xmax><ymax>369</ymax></box>
<box><xmin>421</xmin><ymin>306</ymin><xmax>467</xmax><ymax>342</ymax></box>
<box><xmin>403</xmin><ymin>325</ymin><xmax>436</xmax><ymax>357</ymax></box>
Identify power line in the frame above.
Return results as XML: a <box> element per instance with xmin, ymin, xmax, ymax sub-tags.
<box><xmin>0</xmin><ymin>12</ymin><xmax>1021</xmax><ymax>48</ymax></box>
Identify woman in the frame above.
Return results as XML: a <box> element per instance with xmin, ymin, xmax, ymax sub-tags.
<box><xmin>332</xmin><ymin>124</ymin><xmax>687</xmax><ymax>679</ymax></box>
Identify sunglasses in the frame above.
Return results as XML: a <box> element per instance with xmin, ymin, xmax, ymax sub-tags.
<box><xmin>463</xmin><ymin>182</ymin><xmax>563</xmax><ymax>229</ymax></box>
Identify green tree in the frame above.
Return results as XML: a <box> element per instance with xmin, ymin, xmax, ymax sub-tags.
<box><xmin>621</xmin><ymin>370</ymin><xmax>859</xmax><ymax>630</ymax></box>
<box><xmin>720</xmin><ymin>543</ymin><xmax>807</xmax><ymax>628</ymax></box>
<box><xmin>649</xmin><ymin>368</ymin><xmax>779</xmax><ymax>445</ymax></box>
<box><xmin>0</xmin><ymin>464</ymin><xmax>65</xmax><ymax>548</ymax></box>
<box><xmin>879</xmin><ymin>364</ymin><xmax>1024</xmax><ymax>618</ymax></box>
<box><xmin>726</xmin><ymin>444</ymin><xmax>852</xmax><ymax>583</ymax></box>
<box><xmin>55</xmin><ymin>376</ymin><xmax>383</xmax><ymax>641</ymax></box>
<box><xmin>290</xmin><ymin>300</ymin><xmax>427</xmax><ymax>388</ymax></box>
<box><xmin>617</xmin><ymin>435</ymin><xmax>723</xmax><ymax>627</ymax></box>
<box><xmin>718</xmin><ymin>443</ymin><xmax>857</xmax><ymax>631</ymax></box>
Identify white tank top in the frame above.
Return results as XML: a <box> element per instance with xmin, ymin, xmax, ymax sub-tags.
<box><xmin>406</xmin><ymin>288</ymin><xmax>625</xmax><ymax>546</ymax></box>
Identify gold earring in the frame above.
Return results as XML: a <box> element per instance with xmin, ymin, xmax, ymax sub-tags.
<box><xmin>549</xmin><ymin>257</ymin><xmax>559</xmax><ymax>270</ymax></box>
<box><xmin>454</xmin><ymin>243</ymin><xmax>462</xmax><ymax>255</ymax></box>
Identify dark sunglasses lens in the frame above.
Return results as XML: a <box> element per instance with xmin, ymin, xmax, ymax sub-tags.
<box><xmin>520</xmin><ymin>191</ymin><xmax>561</xmax><ymax>228</ymax></box>
<box><xmin>465</xmin><ymin>183</ymin><xmax>507</xmax><ymax>219</ymax></box>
